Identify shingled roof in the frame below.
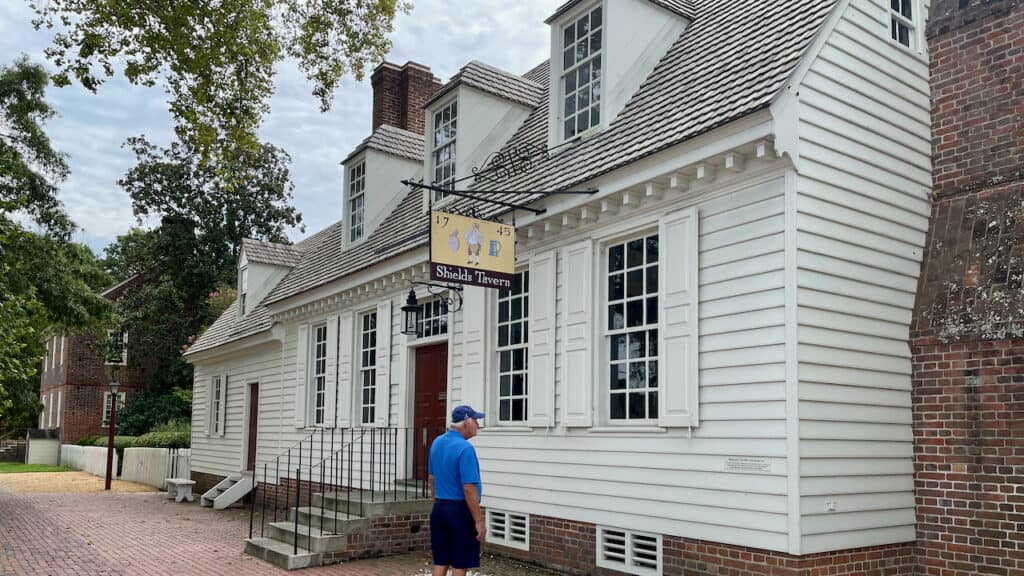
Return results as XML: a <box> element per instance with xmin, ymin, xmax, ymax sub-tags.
<box><xmin>425</xmin><ymin>60</ymin><xmax>545</xmax><ymax>109</ymax></box>
<box><xmin>546</xmin><ymin>0</ymin><xmax>697</xmax><ymax>23</ymax></box>
<box><xmin>242</xmin><ymin>238</ymin><xmax>306</xmax><ymax>268</ymax></box>
<box><xmin>188</xmin><ymin>0</ymin><xmax>837</xmax><ymax>356</ymax></box>
<box><xmin>342</xmin><ymin>124</ymin><xmax>425</xmax><ymax>165</ymax></box>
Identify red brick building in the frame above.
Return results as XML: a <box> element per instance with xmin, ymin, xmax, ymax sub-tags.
<box><xmin>38</xmin><ymin>276</ymin><xmax>155</xmax><ymax>444</ymax></box>
<box><xmin>912</xmin><ymin>1</ymin><xmax>1024</xmax><ymax>574</ymax></box>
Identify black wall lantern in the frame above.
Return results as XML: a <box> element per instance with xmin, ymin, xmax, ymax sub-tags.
<box><xmin>401</xmin><ymin>282</ymin><xmax>464</xmax><ymax>337</ymax></box>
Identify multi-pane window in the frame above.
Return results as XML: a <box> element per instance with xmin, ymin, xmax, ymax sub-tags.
<box><xmin>432</xmin><ymin>101</ymin><xmax>457</xmax><ymax>202</ymax></box>
<box><xmin>105</xmin><ymin>329</ymin><xmax>128</xmax><ymax>365</ymax></box>
<box><xmin>349</xmin><ymin>161</ymin><xmax>366</xmax><ymax>242</ymax></box>
<box><xmin>103</xmin><ymin>392</ymin><xmax>126</xmax><ymax>428</ymax></box>
<box><xmin>359</xmin><ymin>312</ymin><xmax>378</xmax><ymax>425</ymax></box>
<box><xmin>561</xmin><ymin>5</ymin><xmax>603</xmax><ymax>139</ymax></box>
<box><xmin>311</xmin><ymin>324</ymin><xmax>328</xmax><ymax>426</ymax></box>
<box><xmin>210</xmin><ymin>376</ymin><xmax>223</xmax><ymax>434</ymax></box>
<box><xmin>607</xmin><ymin>235</ymin><xmax>659</xmax><ymax>421</ymax></box>
<box><xmin>239</xmin><ymin>267</ymin><xmax>248</xmax><ymax>314</ymax></box>
<box><xmin>497</xmin><ymin>271</ymin><xmax>529</xmax><ymax>423</ymax></box>
<box><xmin>890</xmin><ymin>0</ymin><xmax>914</xmax><ymax>48</ymax></box>
<box><xmin>418</xmin><ymin>297</ymin><xmax>449</xmax><ymax>337</ymax></box>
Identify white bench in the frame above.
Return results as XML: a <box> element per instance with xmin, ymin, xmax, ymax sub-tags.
<box><xmin>165</xmin><ymin>478</ymin><xmax>197</xmax><ymax>503</ymax></box>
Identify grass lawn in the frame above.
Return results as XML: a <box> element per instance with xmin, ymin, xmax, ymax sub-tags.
<box><xmin>0</xmin><ymin>462</ymin><xmax>71</xmax><ymax>473</ymax></box>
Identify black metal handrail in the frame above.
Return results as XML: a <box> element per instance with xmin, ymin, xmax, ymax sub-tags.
<box><xmin>248</xmin><ymin>426</ymin><xmax>446</xmax><ymax>555</ymax></box>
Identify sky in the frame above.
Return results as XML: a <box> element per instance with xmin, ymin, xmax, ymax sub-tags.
<box><xmin>0</xmin><ymin>1</ymin><xmax>563</xmax><ymax>254</ymax></box>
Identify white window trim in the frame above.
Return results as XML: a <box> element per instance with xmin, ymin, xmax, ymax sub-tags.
<box><xmin>102</xmin><ymin>391</ymin><xmax>126</xmax><ymax>429</ymax></box>
<box><xmin>208</xmin><ymin>375</ymin><xmax>226</xmax><ymax>436</ymax></box>
<box><xmin>429</xmin><ymin>98</ymin><xmax>458</xmax><ymax>205</ymax></box>
<box><xmin>495</xmin><ymin>269</ymin><xmax>530</xmax><ymax>425</ymax></box>
<box><xmin>485</xmin><ymin>509</ymin><xmax>530</xmax><ymax>550</ymax></box>
<box><xmin>104</xmin><ymin>329</ymin><xmax>128</xmax><ymax>366</ymax></box>
<box><xmin>601</xmin><ymin>230</ymin><xmax>660</xmax><ymax>425</ymax></box>
<box><xmin>309</xmin><ymin>323</ymin><xmax>329</xmax><ymax>426</ymax></box>
<box><xmin>888</xmin><ymin>0</ymin><xmax>920</xmax><ymax>52</ymax></box>
<box><xmin>558</xmin><ymin>1</ymin><xmax>604</xmax><ymax>142</ymax></box>
<box><xmin>417</xmin><ymin>295</ymin><xmax>450</xmax><ymax>339</ymax></box>
<box><xmin>239</xmin><ymin>266</ymin><xmax>249</xmax><ymax>316</ymax></box>
<box><xmin>358</xmin><ymin>310</ymin><xmax>378</xmax><ymax>425</ymax></box>
<box><xmin>596</xmin><ymin>526</ymin><xmax>662</xmax><ymax>576</ymax></box>
<box><xmin>348</xmin><ymin>160</ymin><xmax>367</xmax><ymax>243</ymax></box>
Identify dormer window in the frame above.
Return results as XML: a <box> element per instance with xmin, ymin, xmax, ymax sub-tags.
<box><xmin>561</xmin><ymin>5</ymin><xmax>603</xmax><ymax>140</ymax></box>
<box><xmin>889</xmin><ymin>0</ymin><xmax>915</xmax><ymax>49</ymax></box>
<box><xmin>239</xmin><ymin>266</ymin><xmax>248</xmax><ymax>315</ymax></box>
<box><xmin>432</xmin><ymin>100</ymin><xmax>457</xmax><ymax>202</ymax></box>
<box><xmin>349</xmin><ymin>161</ymin><xmax>366</xmax><ymax>242</ymax></box>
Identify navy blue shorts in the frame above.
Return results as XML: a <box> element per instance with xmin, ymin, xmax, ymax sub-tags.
<box><xmin>430</xmin><ymin>499</ymin><xmax>480</xmax><ymax>569</ymax></box>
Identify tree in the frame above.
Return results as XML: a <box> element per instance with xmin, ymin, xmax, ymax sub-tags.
<box><xmin>100</xmin><ymin>137</ymin><xmax>300</xmax><ymax>415</ymax></box>
<box><xmin>0</xmin><ymin>58</ymin><xmax>114</xmax><ymax>426</ymax></box>
<box><xmin>119</xmin><ymin>137</ymin><xmax>302</xmax><ymax>283</ymax></box>
<box><xmin>0</xmin><ymin>57</ymin><xmax>71</xmax><ymax>237</ymax></box>
<box><xmin>30</xmin><ymin>0</ymin><xmax>410</xmax><ymax>164</ymax></box>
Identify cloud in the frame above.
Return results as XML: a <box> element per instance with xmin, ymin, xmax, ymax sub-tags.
<box><xmin>2</xmin><ymin>0</ymin><xmax>564</xmax><ymax>251</ymax></box>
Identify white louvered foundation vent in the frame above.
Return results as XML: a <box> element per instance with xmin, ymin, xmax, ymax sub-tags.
<box><xmin>596</xmin><ymin>526</ymin><xmax>662</xmax><ymax>576</ymax></box>
<box><xmin>485</xmin><ymin>509</ymin><xmax>529</xmax><ymax>550</ymax></box>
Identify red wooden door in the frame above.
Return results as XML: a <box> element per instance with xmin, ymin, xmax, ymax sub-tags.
<box><xmin>246</xmin><ymin>383</ymin><xmax>259</xmax><ymax>471</ymax></box>
<box><xmin>413</xmin><ymin>343</ymin><xmax>448</xmax><ymax>479</ymax></box>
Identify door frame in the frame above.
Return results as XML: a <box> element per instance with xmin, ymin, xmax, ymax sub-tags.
<box><xmin>243</xmin><ymin>381</ymin><xmax>259</xmax><ymax>472</ymax></box>
<box><xmin>399</xmin><ymin>333</ymin><xmax>451</xmax><ymax>481</ymax></box>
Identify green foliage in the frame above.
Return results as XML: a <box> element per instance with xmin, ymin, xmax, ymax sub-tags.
<box><xmin>0</xmin><ymin>58</ymin><xmax>115</xmax><ymax>426</ymax></box>
<box><xmin>30</xmin><ymin>0</ymin><xmax>409</xmax><ymax>164</ymax></box>
<box><xmin>0</xmin><ymin>462</ymin><xmax>71</xmax><ymax>473</ymax></box>
<box><xmin>116</xmin><ymin>388</ymin><xmax>191</xmax><ymax>436</ymax></box>
<box><xmin>89</xmin><ymin>435</ymin><xmax>138</xmax><ymax>450</ymax></box>
<box><xmin>75</xmin><ymin>435</ymin><xmax>101</xmax><ymax>446</ymax></box>
<box><xmin>0</xmin><ymin>57</ymin><xmax>71</xmax><ymax>237</ymax></box>
<box><xmin>101</xmin><ymin>138</ymin><xmax>300</xmax><ymax>397</ymax></box>
<box><xmin>134</xmin><ymin>420</ymin><xmax>191</xmax><ymax>449</ymax></box>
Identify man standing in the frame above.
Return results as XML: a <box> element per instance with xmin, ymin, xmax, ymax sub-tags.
<box><xmin>429</xmin><ymin>405</ymin><xmax>486</xmax><ymax>576</ymax></box>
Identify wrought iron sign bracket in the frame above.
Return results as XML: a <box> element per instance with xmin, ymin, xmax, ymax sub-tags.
<box><xmin>401</xmin><ymin>180</ymin><xmax>598</xmax><ymax>217</ymax></box>
<box><xmin>412</xmin><ymin>281</ymin><xmax>463</xmax><ymax>312</ymax></box>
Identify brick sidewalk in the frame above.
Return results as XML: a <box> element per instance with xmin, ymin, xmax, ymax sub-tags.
<box><xmin>0</xmin><ymin>484</ymin><xmax>435</xmax><ymax>576</ymax></box>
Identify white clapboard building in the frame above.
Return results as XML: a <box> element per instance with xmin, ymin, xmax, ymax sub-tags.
<box><xmin>186</xmin><ymin>0</ymin><xmax>931</xmax><ymax>573</ymax></box>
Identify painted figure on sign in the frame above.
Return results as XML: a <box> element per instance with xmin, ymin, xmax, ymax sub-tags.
<box><xmin>465</xmin><ymin>223</ymin><xmax>483</xmax><ymax>266</ymax></box>
<box><xmin>448</xmin><ymin>230</ymin><xmax>460</xmax><ymax>254</ymax></box>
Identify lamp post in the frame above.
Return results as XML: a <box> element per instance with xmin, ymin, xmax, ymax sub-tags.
<box><xmin>104</xmin><ymin>376</ymin><xmax>120</xmax><ymax>491</ymax></box>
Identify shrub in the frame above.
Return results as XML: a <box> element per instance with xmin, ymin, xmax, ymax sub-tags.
<box><xmin>90</xmin><ymin>435</ymin><xmax>138</xmax><ymax>450</ymax></box>
<box><xmin>75</xmin><ymin>435</ymin><xmax>101</xmax><ymax>446</ymax></box>
<box><xmin>134</xmin><ymin>420</ymin><xmax>190</xmax><ymax>449</ymax></box>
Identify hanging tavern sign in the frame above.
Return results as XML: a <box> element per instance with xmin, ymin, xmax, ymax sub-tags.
<box><xmin>430</xmin><ymin>211</ymin><xmax>515</xmax><ymax>289</ymax></box>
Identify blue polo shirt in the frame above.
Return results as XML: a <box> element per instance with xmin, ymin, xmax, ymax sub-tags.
<box><xmin>429</xmin><ymin>430</ymin><xmax>482</xmax><ymax>501</ymax></box>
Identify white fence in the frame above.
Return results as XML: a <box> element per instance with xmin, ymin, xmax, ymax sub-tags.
<box><xmin>60</xmin><ymin>445</ymin><xmax>117</xmax><ymax>477</ymax></box>
<box><xmin>121</xmin><ymin>448</ymin><xmax>192</xmax><ymax>489</ymax></box>
<box><xmin>59</xmin><ymin>445</ymin><xmax>191</xmax><ymax>489</ymax></box>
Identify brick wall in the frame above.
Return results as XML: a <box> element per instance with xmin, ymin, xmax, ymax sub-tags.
<box><xmin>485</xmin><ymin>513</ymin><xmax>917</xmax><ymax>576</ymax></box>
<box><xmin>928</xmin><ymin>0</ymin><xmax>1023</xmax><ymax>199</ymax></box>
<box><xmin>911</xmin><ymin>2</ymin><xmax>1024</xmax><ymax>575</ymax></box>
<box><xmin>371</xmin><ymin>61</ymin><xmax>441</xmax><ymax>134</ymax></box>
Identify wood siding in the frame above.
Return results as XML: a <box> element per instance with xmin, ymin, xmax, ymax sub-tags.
<box><xmin>794</xmin><ymin>0</ymin><xmax>931</xmax><ymax>554</ymax></box>
<box><xmin>467</xmin><ymin>176</ymin><xmax>792</xmax><ymax>552</ymax></box>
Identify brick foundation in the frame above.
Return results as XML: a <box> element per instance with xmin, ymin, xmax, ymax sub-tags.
<box><xmin>485</xmin><ymin>513</ymin><xmax>917</xmax><ymax>576</ymax></box>
<box><xmin>190</xmin><ymin>470</ymin><xmax>225</xmax><ymax>496</ymax></box>
<box><xmin>321</xmin><ymin>513</ymin><xmax>431</xmax><ymax>564</ymax></box>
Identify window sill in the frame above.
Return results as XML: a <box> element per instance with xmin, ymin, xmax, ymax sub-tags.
<box><xmin>481</xmin><ymin>426</ymin><xmax>533</xmax><ymax>433</ymax></box>
<box><xmin>586</xmin><ymin>426</ymin><xmax>667</xmax><ymax>434</ymax></box>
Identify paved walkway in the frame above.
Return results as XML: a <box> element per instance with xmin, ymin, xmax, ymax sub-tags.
<box><xmin>0</xmin><ymin>482</ymin><xmax>547</xmax><ymax>576</ymax></box>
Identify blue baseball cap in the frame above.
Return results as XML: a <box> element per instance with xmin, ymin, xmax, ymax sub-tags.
<box><xmin>451</xmin><ymin>405</ymin><xmax>485</xmax><ymax>423</ymax></box>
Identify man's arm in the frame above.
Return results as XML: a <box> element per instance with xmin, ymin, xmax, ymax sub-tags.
<box><xmin>428</xmin><ymin>474</ymin><xmax>435</xmax><ymax>499</ymax></box>
<box><xmin>462</xmin><ymin>483</ymin><xmax>486</xmax><ymax>542</ymax></box>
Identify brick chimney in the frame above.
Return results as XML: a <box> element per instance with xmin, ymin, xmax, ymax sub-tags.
<box><xmin>371</xmin><ymin>61</ymin><xmax>441</xmax><ymax>135</ymax></box>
